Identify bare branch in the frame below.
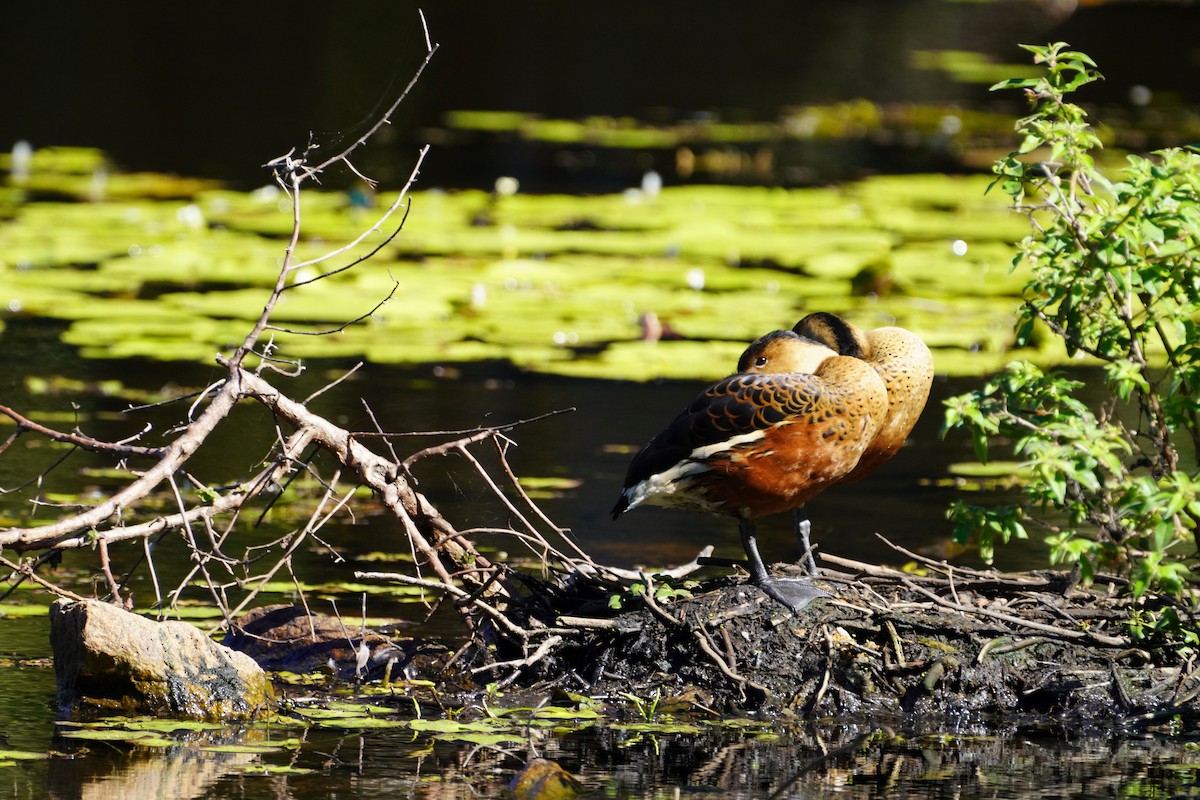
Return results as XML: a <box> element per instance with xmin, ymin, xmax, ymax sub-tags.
<box><xmin>298</xmin><ymin>24</ymin><xmax>438</xmax><ymax>180</ymax></box>
<box><xmin>269</xmin><ymin>281</ymin><xmax>400</xmax><ymax>336</ymax></box>
<box><xmin>286</xmin><ymin>162</ymin><xmax>419</xmax><ymax>278</ymax></box>
<box><xmin>304</xmin><ymin>363</ymin><xmax>364</xmax><ymax>406</ymax></box>
<box><xmin>0</xmin><ymin>382</ymin><xmax>240</xmax><ymax>549</ymax></box>
<box><xmin>0</xmin><ymin>553</ymin><xmax>87</xmax><ymax>603</ymax></box>
<box><xmin>0</xmin><ymin>404</ymin><xmax>165</xmax><ymax>458</ymax></box>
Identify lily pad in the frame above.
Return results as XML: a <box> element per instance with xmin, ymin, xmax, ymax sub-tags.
<box><xmin>123</xmin><ymin>719</ymin><xmax>226</xmax><ymax>733</ymax></box>
<box><xmin>291</xmin><ymin>701</ymin><xmax>395</xmax><ymax>719</ymax></box>
<box><xmin>57</xmin><ymin>729</ymin><xmax>158</xmax><ymax>742</ymax></box>
<box><xmin>227</xmin><ymin>763</ymin><xmax>317</xmax><ymax>775</ymax></box>
<box><xmin>4</xmin><ymin>159</ymin><xmax>1049</xmax><ymax>379</ymax></box>
<box><xmin>193</xmin><ymin>743</ymin><xmax>296</xmax><ymax>753</ymax></box>
<box><xmin>0</xmin><ymin>749</ymin><xmax>50</xmax><ymax>761</ymax></box>
<box><xmin>313</xmin><ymin>716</ymin><xmax>409</xmax><ymax>730</ymax></box>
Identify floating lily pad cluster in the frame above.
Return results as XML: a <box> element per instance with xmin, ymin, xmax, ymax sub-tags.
<box><xmin>1</xmin><ymin>146</ymin><xmax>1047</xmax><ymax>380</ymax></box>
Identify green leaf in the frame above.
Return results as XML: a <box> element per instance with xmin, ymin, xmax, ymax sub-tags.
<box><xmin>970</xmin><ymin>429</ymin><xmax>989</xmax><ymax>464</ymax></box>
<box><xmin>990</xmin><ymin>77</ymin><xmax>1041</xmax><ymax>92</ymax></box>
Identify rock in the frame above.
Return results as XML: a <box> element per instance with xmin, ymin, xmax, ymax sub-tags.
<box><xmin>50</xmin><ymin>599</ymin><xmax>274</xmax><ymax>720</ymax></box>
<box><xmin>509</xmin><ymin>758</ymin><xmax>585</xmax><ymax>799</ymax></box>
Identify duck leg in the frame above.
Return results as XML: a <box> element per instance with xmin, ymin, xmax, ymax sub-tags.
<box><xmin>793</xmin><ymin>507</ymin><xmax>818</xmax><ymax>575</ymax></box>
<box><xmin>739</xmin><ymin>517</ymin><xmax>829</xmax><ymax>612</ymax></box>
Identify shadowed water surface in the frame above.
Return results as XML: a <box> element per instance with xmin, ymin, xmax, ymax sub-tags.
<box><xmin>0</xmin><ymin>331</ymin><xmax>1179</xmax><ymax>800</ymax></box>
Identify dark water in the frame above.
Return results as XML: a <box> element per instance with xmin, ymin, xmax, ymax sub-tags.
<box><xmin>5</xmin><ymin>1</ymin><xmax>1200</xmax><ymax>191</ymax></box>
<box><xmin>0</xmin><ymin>319</ymin><xmax>1122</xmax><ymax>800</ymax></box>
<box><xmin>0</xmin><ymin>315</ymin><xmax>1036</xmax><ymax>603</ymax></box>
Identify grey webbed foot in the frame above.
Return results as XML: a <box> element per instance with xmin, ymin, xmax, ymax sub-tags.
<box><xmin>740</xmin><ymin>517</ymin><xmax>830</xmax><ymax>613</ymax></box>
<box><xmin>756</xmin><ymin>575</ymin><xmax>831</xmax><ymax>612</ymax></box>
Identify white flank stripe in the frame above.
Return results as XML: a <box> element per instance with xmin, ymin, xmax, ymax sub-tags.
<box><xmin>621</xmin><ymin>429</ymin><xmax>765</xmax><ymax>513</ymax></box>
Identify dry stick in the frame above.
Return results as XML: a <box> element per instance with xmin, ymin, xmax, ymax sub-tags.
<box><xmin>884</xmin><ymin>620</ymin><xmax>906</xmax><ymax>665</ymax></box>
<box><xmin>296</xmin><ymin>469</ymin><xmax>355</xmax><ymax>563</ymax></box>
<box><xmin>872</xmin><ymin>533</ymin><xmax>1001</xmax><ymax>580</ymax></box>
<box><xmin>806</xmin><ymin>627</ymin><xmax>835</xmax><ymax>715</ymax></box>
<box><xmin>397</xmin><ymin>409</ymin><xmax>575</xmax><ymax>467</ymax></box>
<box><xmin>453</xmin><ymin>443</ymin><xmax>549</xmax><ymax>557</ymax></box>
<box><xmin>0</xmin><ymin>554</ymin><xmax>87</xmax><ymax>602</ymax></box>
<box><xmin>361</xmin><ymin>409</ymin><xmax>576</xmax><ymax>442</ymax></box>
<box><xmin>304</xmin><ymin>363</ymin><xmax>364</xmax><ymax>406</ymax></box>
<box><xmin>720</xmin><ymin>625</ymin><xmax>737</xmax><ymax>667</ymax></box>
<box><xmin>200</xmin><ymin>510</ymin><xmax>244</xmax><ymax>570</ymax></box>
<box><xmin>575</xmin><ymin>546</ymin><xmax>716</xmax><ymax>583</ymax></box>
<box><xmin>274</xmin><ymin>281</ymin><xmax>400</xmax><ymax>335</ymax></box>
<box><xmin>252</xmin><ymin>442</ymin><xmax>326</xmax><ymax>530</ymax></box>
<box><xmin>0</xmin><ymin>379</ymin><xmax>242</xmax><ymax>550</ymax></box>
<box><xmin>1170</xmin><ymin>655</ymin><xmax>1200</xmax><ymax>706</ymax></box>
<box><xmin>182</xmin><ymin>379</ymin><xmax>227</xmax><ymax>426</ymax></box>
<box><xmin>143</xmin><ymin>535</ymin><xmax>163</xmax><ymax>611</ymax></box>
<box><xmin>286</xmin><ymin>198</ymin><xmax>415</xmax><ymax>280</ymax></box>
<box><xmin>297</xmin><ymin>17</ymin><xmax>438</xmax><ymax>181</ymax></box>
<box><xmin>489</xmin><ymin>435</ymin><xmax>594</xmax><ymax>566</ymax></box>
<box><xmin>0</xmin><ymin>425</ymin><xmax>25</xmax><ymax>461</ymax></box>
<box><xmin>355</xmin><ymin>570</ymin><xmax>531</xmax><ymax>641</ymax></box>
<box><xmin>899</xmin><ymin>575</ymin><xmax>1129</xmax><ymax>647</ymax></box>
<box><xmin>947</xmin><ymin>568</ymin><xmax>963</xmax><ymax>616</ymax></box>
<box><xmin>0</xmin><ymin>404</ymin><xmax>165</xmax><ymax>459</ymax></box>
<box><xmin>820</xmin><ymin>553</ymin><xmax>942</xmax><ymax>583</ymax></box>
<box><xmin>638</xmin><ymin>573</ymin><xmax>681</xmax><ymax>626</ymax></box>
<box><xmin>693</xmin><ymin>626</ymin><xmax>769</xmax><ymax>699</ymax></box>
<box><xmin>231</xmin><ymin>160</ymin><xmax>306</xmax><ymax>369</ymax></box>
<box><xmin>96</xmin><ymin>538</ymin><xmax>125</xmax><ymax>607</ymax></box>
<box><xmin>469</xmin><ymin>635</ymin><xmax>563</xmax><ymax>677</ymax></box>
<box><xmin>556</xmin><ymin>615</ymin><xmax>627</xmax><ymax>631</ymax></box>
<box><xmin>7</xmin><ymin>446</ymin><xmax>76</xmax><ymax>501</ymax></box>
<box><xmin>360</xmin><ymin>398</ymin><xmax>401</xmax><ymax>464</ymax></box>
<box><xmin>823</xmin><ymin>551</ymin><xmax>1053</xmax><ymax>591</ymax></box>
<box><xmin>165</xmin><ymin>474</ymin><xmax>227</xmax><ymax>613</ymax></box>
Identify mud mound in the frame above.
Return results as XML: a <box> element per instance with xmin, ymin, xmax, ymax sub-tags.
<box><xmin>477</xmin><ymin>551</ymin><xmax>1200</xmax><ymax>724</ymax></box>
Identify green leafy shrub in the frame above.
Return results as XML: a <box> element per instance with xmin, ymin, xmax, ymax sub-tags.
<box><xmin>943</xmin><ymin>43</ymin><xmax>1200</xmax><ymax>599</ymax></box>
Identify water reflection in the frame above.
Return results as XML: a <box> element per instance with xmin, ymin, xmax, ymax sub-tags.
<box><xmin>2</xmin><ymin>716</ymin><xmax>1195</xmax><ymax>799</ymax></box>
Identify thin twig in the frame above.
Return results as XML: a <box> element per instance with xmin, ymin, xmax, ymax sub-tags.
<box><xmin>298</xmin><ymin>20</ymin><xmax>438</xmax><ymax>179</ymax></box>
<box><xmin>0</xmin><ymin>404</ymin><xmax>165</xmax><ymax>458</ymax></box>
<box><xmin>0</xmin><ymin>554</ymin><xmax>87</xmax><ymax>602</ymax></box>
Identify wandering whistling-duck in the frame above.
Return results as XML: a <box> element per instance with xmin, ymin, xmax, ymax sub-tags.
<box><xmin>611</xmin><ymin>329</ymin><xmax>888</xmax><ymax>611</ymax></box>
<box><xmin>789</xmin><ymin>312</ymin><xmax>934</xmax><ymax>482</ymax></box>
<box><xmin>738</xmin><ymin>313</ymin><xmax>934</xmax><ymax>572</ymax></box>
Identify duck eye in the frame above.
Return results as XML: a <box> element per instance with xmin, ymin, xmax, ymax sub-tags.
<box><xmin>754</xmin><ymin>356</ymin><xmax>768</xmax><ymax>367</ymax></box>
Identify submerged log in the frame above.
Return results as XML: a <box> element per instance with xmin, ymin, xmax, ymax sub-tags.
<box><xmin>50</xmin><ymin>599</ymin><xmax>273</xmax><ymax>721</ymax></box>
<box><xmin>222</xmin><ymin>604</ymin><xmax>449</xmax><ymax>680</ymax></box>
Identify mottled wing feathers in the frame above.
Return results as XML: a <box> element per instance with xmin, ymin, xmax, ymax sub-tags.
<box><xmin>615</xmin><ymin>372</ymin><xmax>827</xmax><ymax>507</ymax></box>
<box><xmin>683</xmin><ymin>373</ymin><xmax>820</xmax><ymax>436</ymax></box>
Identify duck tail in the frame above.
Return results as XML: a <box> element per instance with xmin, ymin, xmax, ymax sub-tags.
<box><xmin>610</xmin><ymin>493</ymin><xmax>631</xmax><ymax>520</ymax></box>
